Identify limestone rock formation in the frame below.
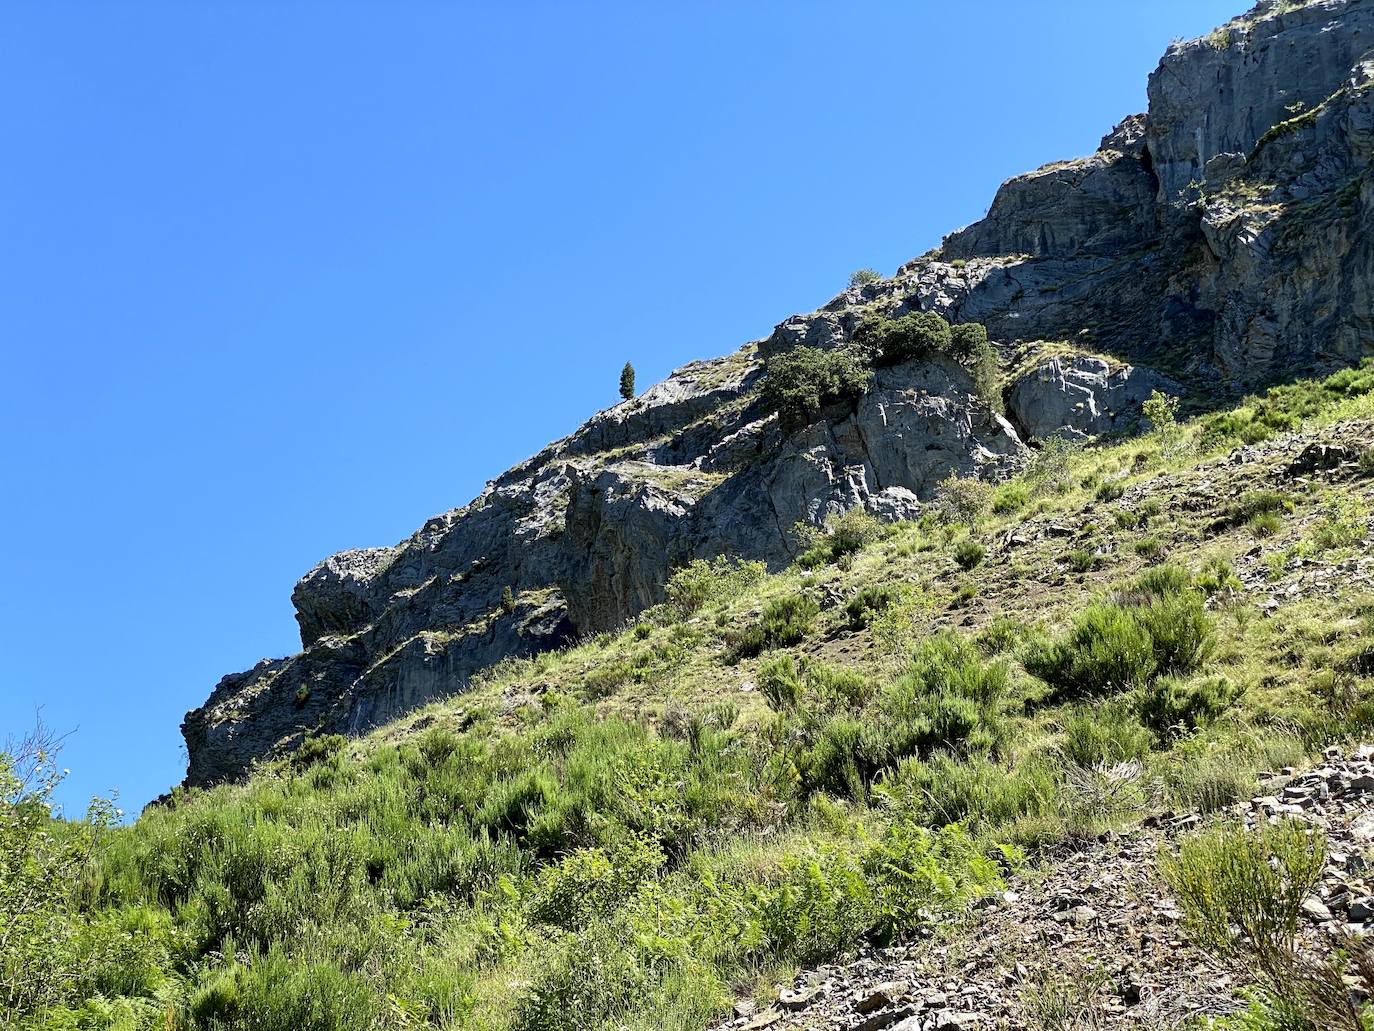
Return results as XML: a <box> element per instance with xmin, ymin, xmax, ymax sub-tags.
<box><xmin>184</xmin><ymin>0</ymin><xmax>1374</xmax><ymax>787</ymax></box>
<box><xmin>1007</xmin><ymin>353</ymin><xmax>1183</xmax><ymax>442</ymax></box>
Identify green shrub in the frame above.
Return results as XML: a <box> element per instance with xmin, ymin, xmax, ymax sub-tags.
<box><xmin>1161</xmin><ymin>820</ymin><xmax>1367</xmax><ymax>1029</ymax></box>
<box><xmin>1305</xmin><ymin>493</ymin><xmax>1367</xmax><ymax>553</ymax></box>
<box><xmin>1063</xmin><ymin>549</ymin><xmax>1102</xmax><ymax>574</ymax></box>
<box><xmin>763</xmin><ymin>346</ymin><xmax>872</xmax><ymax>433</ymax></box>
<box><xmin>1136</xmin><ymin>675</ymin><xmax>1242</xmax><ymax>740</ymax></box>
<box><xmin>758</xmin><ymin>654</ymin><xmax>803</xmax><ymax>711</ymax></box>
<box><xmin>518</xmin><ymin>932</ymin><xmax>653</xmax><ymax>1031</ymax></box>
<box><xmin>974</xmin><ymin>615</ymin><xmax>1027</xmax><ymax>655</ymax></box>
<box><xmin>881</xmin><ymin>753</ymin><xmax>1057</xmax><ymax>833</ymax></box>
<box><xmin>1133</xmin><ymin>536</ymin><xmax>1164</xmax><ymax>560</ymax></box>
<box><xmin>665</xmin><ymin>556</ymin><xmax>765</xmax><ymax>616</ymax></box>
<box><xmin>1095</xmin><ymin>480</ymin><xmax>1126</xmax><ymax>502</ymax></box>
<box><xmin>848</xmin><ymin>268</ymin><xmax>881</xmax><ymax>288</ymax></box>
<box><xmin>876</xmin><ymin>634</ymin><xmax>1010</xmax><ymax>763</ymax></box>
<box><xmin>189</xmin><ymin>949</ymin><xmax>385</xmax><ymax>1031</ymax></box>
<box><xmin>0</xmin><ymin>731</ymin><xmax>118</xmax><ymax>1019</ymax></box>
<box><xmin>953</xmin><ymin>539</ymin><xmax>986</xmax><ymax>570</ymax></box>
<box><xmin>1024</xmin><ymin>569</ymin><xmax>1214</xmax><ymax>699</ymax></box>
<box><xmin>1248</xmin><ymin>511</ymin><xmax>1283</xmax><ymax>538</ymax></box>
<box><xmin>852</xmin><ymin>311</ymin><xmax>951</xmax><ymax>366</ymax></box>
<box><xmin>1223</xmin><ymin>490</ymin><xmax>1293</xmax><ymax>527</ymax></box>
<box><xmin>934</xmin><ymin>472</ymin><xmax>994</xmax><ymax>526</ymax></box>
<box><xmin>1195</xmin><ymin>557</ymin><xmax>1242</xmax><ymax>597</ymax></box>
<box><xmin>949</xmin><ymin>323</ymin><xmax>1000</xmax><ymax>408</ymax></box>
<box><xmin>991</xmin><ymin>482</ymin><xmax>1029</xmax><ymax>514</ymax></box>
<box><xmin>796</xmin><ymin>509</ymin><xmax>885</xmax><ymax>567</ymax></box>
<box><xmin>1143</xmin><ymin>390</ymin><xmax>1188</xmax><ymax>458</ymax></box>
<box><xmin>1165</xmin><ymin>820</ymin><xmax>1323</xmax><ymax>959</ymax></box>
<box><xmin>291</xmin><ymin>733</ymin><xmax>346</xmax><ymax>771</ymax></box>
<box><xmin>734</xmin><ymin>594</ymin><xmax>820</xmax><ymax>657</ymax></box>
<box><xmin>845</xmin><ymin>584</ymin><xmax>898</xmax><ymax>629</ymax></box>
<box><xmin>1059</xmin><ymin>704</ymin><xmax>1153</xmax><ymax>766</ymax></box>
<box><xmin>1025</xmin><ymin>436</ymin><xmax>1079</xmax><ymax>495</ymax></box>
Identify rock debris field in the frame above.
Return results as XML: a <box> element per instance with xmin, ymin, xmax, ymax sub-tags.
<box><xmin>719</xmin><ymin>745</ymin><xmax>1374</xmax><ymax>1030</ymax></box>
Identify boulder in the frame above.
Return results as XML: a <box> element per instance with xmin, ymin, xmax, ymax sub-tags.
<box><xmin>1007</xmin><ymin>354</ymin><xmax>1182</xmax><ymax>442</ymax></box>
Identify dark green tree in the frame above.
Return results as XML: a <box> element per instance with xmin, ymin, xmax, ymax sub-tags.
<box><xmin>619</xmin><ymin>362</ymin><xmax>636</xmax><ymax>400</ymax></box>
<box><xmin>852</xmin><ymin>311</ymin><xmax>952</xmax><ymax>366</ymax></box>
<box><xmin>762</xmin><ymin>346</ymin><xmax>872</xmax><ymax>433</ymax></box>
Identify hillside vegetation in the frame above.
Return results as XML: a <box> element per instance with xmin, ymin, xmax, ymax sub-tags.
<box><xmin>8</xmin><ymin>361</ymin><xmax>1374</xmax><ymax>1030</ymax></box>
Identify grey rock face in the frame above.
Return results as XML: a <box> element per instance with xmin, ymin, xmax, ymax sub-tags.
<box><xmin>1007</xmin><ymin>354</ymin><xmax>1183</xmax><ymax>442</ymax></box>
<box><xmin>1146</xmin><ymin>0</ymin><xmax>1374</xmax><ymax>202</ymax></box>
<box><xmin>184</xmin><ymin>0</ymin><xmax>1374</xmax><ymax>787</ymax></box>
<box><xmin>943</xmin><ymin>118</ymin><xmax>1158</xmax><ymax>260</ymax></box>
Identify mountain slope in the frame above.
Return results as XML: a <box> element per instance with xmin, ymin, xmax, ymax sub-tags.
<box><xmin>20</xmin><ymin>356</ymin><xmax>1374</xmax><ymax>1030</ymax></box>
<box><xmin>183</xmin><ymin>0</ymin><xmax>1374</xmax><ymax>789</ymax></box>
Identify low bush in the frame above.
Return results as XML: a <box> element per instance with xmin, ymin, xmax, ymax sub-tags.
<box><xmin>1305</xmin><ymin>493</ymin><xmax>1367</xmax><ymax>554</ymax></box>
<box><xmin>758</xmin><ymin>653</ymin><xmax>803</xmax><ymax>711</ymax></box>
<box><xmin>1133</xmin><ymin>536</ymin><xmax>1164</xmax><ymax>560</ymax></box>
<box><xmin>1059</xmin><ymin>704</ymin><xmax>1153</xmax><ymax>767</ymax></box>
<box><xmin>1024</xmin><ymin>568</ymin><xmax>1214</xmax><ymax>699</ymax></box>
<box><xmin>665</xmin><ymin>556</ymin><xmax>766</xmax><ymax>616</ymax></box>
<box><xmin>1195</xmin><ymin>557</ymin><xmax>1242</xmax><ymax>597</ymax></box>
<box><xmin>733</xmin><ymin>593</ymin><xmax>820</xmax><ymax>657</ymax></box>
<box><xmin>846</xmin><ymin>583</ymin><xmax>898</xmax><ymax>629</ymax></box>
<box><xmin>1222</xmin><ymin>489</ymin><xmax>1293</xmax><ymax>528</ymax></box>
<box><xmin>878</xmin><ymin>753</ymin><xmax>1057</xmax><ymax>834</ymax></box>
<box><xmin>974</xmin><ymin>616</ymin><xmax>1027</xmax><ymax>655</ymax></box>
<box><xmin>1135</xmin><ymin>675</ymin><xmax>1241</xmax><ymax>740</ymax></box>
<box><xmin>1063</xmin><ymin>549</ymin><xmax>1102</xmax><ymax>574</ymax></box>
<box><xmin>991</xmin><ymin>482</ymin><xmax>1029</xmax><ymax>514</ymax></box>
<box><xmin>1094</xmin><ymin>480</ymin><xmax>1125</xmax><ymax>502</ymax></box>
<box><xmin>796</xmin><ymin>509</ymin><xmax>885</xmax><ymax>568</ymax></box>
<box><xmin>1162</xmin><ymin>820</ymin><xmax>1370</xmax><ymax>1029</ymax></box>
<box><xmin>953</xmin><ymin>539</ymin><xmax>986</xmax><ymax>570</ymax></box>
<box><xmin>934</xmin><ymin>473</ymin><xmax>994</xmax><ymax>527</ymax></box>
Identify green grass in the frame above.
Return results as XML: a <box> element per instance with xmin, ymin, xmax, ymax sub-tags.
<box><xmin>8</xmin><ymin>361</ymin><xmax>1374</xmax><ymax>1029</ymax></box>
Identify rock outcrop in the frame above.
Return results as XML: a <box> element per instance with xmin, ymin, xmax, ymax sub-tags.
<box><xmin>1007</xmin><ymin>353</ymin><xmax>1183</xmax><ymax>442</ymax></box>
<box><xmin>184</xmin><ymin>0</ymin><xmax>1374</xmax><ymax>787</ymax></box>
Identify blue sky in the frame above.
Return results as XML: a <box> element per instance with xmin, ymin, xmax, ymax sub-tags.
<box><xmin>1</xmin><ymin>0</ymin><xmax>1242</xmax><ymax>815</ymax></box>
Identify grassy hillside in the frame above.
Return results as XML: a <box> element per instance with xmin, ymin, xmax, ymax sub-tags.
<box><xmin>8</xmin><ymin>361</ymin><xmax>1374</xmax><ymax>1030</ymax></box>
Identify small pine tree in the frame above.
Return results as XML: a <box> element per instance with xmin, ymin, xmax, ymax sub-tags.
<box><xmin>619</xmin><ymin>362</ymin><xmax>636</xmax><ymax>400</ymax></box>
<box><xmin>500</xmin><ymin>586</ymin><xmax>516</xmax><ymax>615</ymax></box>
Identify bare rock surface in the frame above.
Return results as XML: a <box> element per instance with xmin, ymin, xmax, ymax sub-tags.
<box><xmin>1006</xmin><ymin>353</ymin><xmax>1183</xmax><ymax>442</ymax></box>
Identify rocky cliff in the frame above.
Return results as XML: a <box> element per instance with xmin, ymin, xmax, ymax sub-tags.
<box><xmin>183</xmin><ymin>0</ymin><xmax>1374</xmax><ymax>787</ymax></box>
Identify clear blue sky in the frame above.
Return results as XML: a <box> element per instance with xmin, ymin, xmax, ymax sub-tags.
<box><xmin>1</xmin><ymin>0</ymin><xmax>1241</xmax><ymax>816</ymax></box>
